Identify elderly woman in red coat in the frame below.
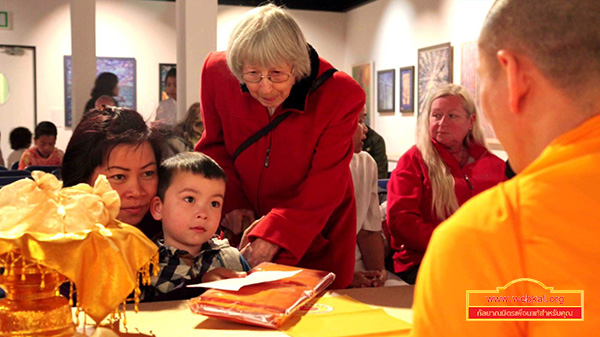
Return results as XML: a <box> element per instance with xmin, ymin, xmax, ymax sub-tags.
<box><xmin>386</xmin><ymin>84</ymin><xmax>506</xmax><ymax>284</ymax></box>
<box><xmin>195</xmin><ymin>4</ymin><xmax>365</xmax><ymax>289</ymax></box>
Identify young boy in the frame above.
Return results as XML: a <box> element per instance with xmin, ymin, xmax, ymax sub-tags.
<box><xmin>147</xmin><ymin>152</ymin><xmax>249</xmax><ymax>300</ymax></box>
<box><xmin>18</xmin><ymin>121</ymin><xmax>64</xmax><ymax>170</ymax></box>
<box><xmin>7</xmin><ymin>127</ymin><xmax>32</xmax><ymax>169</ymax></box>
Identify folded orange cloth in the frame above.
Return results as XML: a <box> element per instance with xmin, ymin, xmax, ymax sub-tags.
<box><xmin>189</xmin><ymin>262</ymin><xmax>335</xmax><ymax>328</ymax></box>
<box><xmin>0</xmin><ymin>172</ymin><xmax>158</xmax><ymax>323</ymax></box>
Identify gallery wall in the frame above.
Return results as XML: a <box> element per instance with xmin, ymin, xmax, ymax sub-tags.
<box><xmin>0</xmin><ymin>0</ymin><xmax>505</xmax><ymax>164</ymax></box>
<box><xmin>344</xmin><ymin>0</ymin><xmax>506</xmax><ymax>167</ymax></box>
<box><xmin>0</xmin><ymin>0</ymin><xmax>345</xmax><ymax>157</ymax></box>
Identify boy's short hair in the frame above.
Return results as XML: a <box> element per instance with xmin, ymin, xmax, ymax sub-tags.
<box><xmin>9</xmin><ymin>127</ymin><xmax>32</xmax><ymax>150</ymax></box>
<box><xmin>157</xmin><ymin>152</ymin><xmax>226</xmax><ymax>200</ymax></box>
<box><xmin>35</xmin><ymin>121</ymin><xmax>58</xmax><ymax>139</ymax></box>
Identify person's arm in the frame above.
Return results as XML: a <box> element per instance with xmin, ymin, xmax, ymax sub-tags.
<box><xmin>195</xmin><ymin>52</ymin><xmax>253</xmax><ymax>219</ymax></box>
<box><xmin>357</xmin><ymin>229</ymin><xmax>385</xmax><ymax>271</ymax></box>
<box><xmin>246</xmin><ymin>73</ymin><xmax>366</xmax><ymax>270</ymax></box>
<box><xmin>357</xmin><ymin>154</ymin><xmax>386</xmax><ymax>272</ymax></box>
<box><xmin>370</xmin><ymin>131</ymin><xmax>389</xmax><ymax>179</ymax></box>
<box><xmin>386</xmin><ymin>149</ymin><xmax>436</xmax><ymax>254</ymax></box>
<box><xmin>18</xmin><ymin>149</ymin><xmax>32</xmax><ymax>170</ymax></box>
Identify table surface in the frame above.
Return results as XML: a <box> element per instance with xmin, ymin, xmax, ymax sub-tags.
<box><xmin>75</xmin><ymin>285</ymin><xmax>414</xmax><ymax>337</ymax></box>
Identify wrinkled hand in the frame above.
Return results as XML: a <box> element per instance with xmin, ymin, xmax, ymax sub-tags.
<box><xmin>349</xmin><ymin>270</ymin><xmax>387</xmax><ymax>288</ymax></box>
<box><xmin>240</xmin><ymin>238</ymin><xmax>280</xmax><ymax>268</ymax></box>
<box><xmin>221</xmin><ymin>209</ymin><xmax>255</xmax><ymax>235</ymax></box>
<box><xmin>239</xmin><ymin>217</ymin><xmax>263</xmax><ymax>250</ymax></box>
<box><xmin>202</xmin><ymin>267</ymin><xmax>247</xmax><ymax>283</ymax></box>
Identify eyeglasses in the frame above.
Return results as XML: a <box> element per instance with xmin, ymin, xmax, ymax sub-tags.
<box><xmin>242</xmin><ymin>69</ymin><xmax>294</xmax><ymax>84</ymax></box>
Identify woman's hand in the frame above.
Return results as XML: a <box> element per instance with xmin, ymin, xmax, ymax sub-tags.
<box><xmin>202</xmin><ymin>267</ymin><xmax>247</xmax><ymax>283</ymax></box>
<box><xmin>349</xmin><ymin>269</ymin><xmax>387</xmax><ymax>288</ymax></box>
<box><xmin>240</xmin><ymin>238</ymin><xmax>280</xmax><ymax>268</ymax></box>
<box><xmin>221</xmin><ymin>209</ymin><xmax>256</xmax><ymax>235</ymax></box>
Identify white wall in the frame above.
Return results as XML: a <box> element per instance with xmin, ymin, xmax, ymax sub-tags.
<box><xmin>0</xmin><ymin>1</ymin><xmax>346</xmax><ymax>159</ymax></box>
<box><xmin>0</xmin><ymin>0</ymin><xmax>505</xmax><ymax>165</ymax></box>
<box><xmin>344</xmin><ymin>0</ymin><xmax>506</xmax><ymax>168</ymax></box>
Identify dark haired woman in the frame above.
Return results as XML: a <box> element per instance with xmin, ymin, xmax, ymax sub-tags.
<box><xmin>84</xmin><ymin>72</ymin><xmax>119</xmax><ymax>113</ymax></box>
<box><xmin>61</xmin><ymin>107</ymin><xmax>161</xmax><ymax>239</ymax></box>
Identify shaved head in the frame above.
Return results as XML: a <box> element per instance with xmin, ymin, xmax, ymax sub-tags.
<box><xmin>479</xmin><ymin>0</ymin><xmax>600</xmax><ymax>96</ymax></box>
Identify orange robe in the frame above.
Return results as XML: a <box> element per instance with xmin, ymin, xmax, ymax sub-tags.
<box><xmin>412</xmin><ymin>115</ymin><xmax>600</xmax><ymax>336</ymax></box>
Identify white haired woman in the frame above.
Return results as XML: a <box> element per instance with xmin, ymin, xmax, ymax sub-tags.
<box><xmin>195</xmin><ymin>4</ymin><xmax>365</xmax><ymax>289</ymax></box>
<box><xmin>386</xmin><ymin>84</ymin><xmax>506</xmax><ymax>284</ymax></box>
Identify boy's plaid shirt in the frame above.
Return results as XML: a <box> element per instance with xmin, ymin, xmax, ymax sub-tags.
<box><xmin>151</xmin><ymin>237</ymin><xmax>247</xmax><ymax>294</ymax></box>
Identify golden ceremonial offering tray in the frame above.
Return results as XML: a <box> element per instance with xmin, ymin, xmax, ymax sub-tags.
<box><xmin>0</xmin><ymin>252</ymin><xmax>74</xmax><ymax>336</ymax></box>
<box><xmin>0</xmin><ymin>172</ymin><xmax>158</xmax><ymax>336</ymax></box>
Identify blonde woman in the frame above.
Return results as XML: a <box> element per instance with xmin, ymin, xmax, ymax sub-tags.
<box><xmin>386</xmin><ymin>84</ymin><xmax>506</xmax><ymax>284</ymax></box>
<box><xmin>195</xmin><ymin>4</ymin><xmax>364</xmax><ymax>289</ymax></box>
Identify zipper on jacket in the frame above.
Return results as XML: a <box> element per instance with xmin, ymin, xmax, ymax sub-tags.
<box><xmin>464</xmin><ymin>173</ymin><xmax>473</xmax><ymax>189</ymax></box>
<box><xmin>264</xmin><ymin>148</ymin><xmax>270</xmax><ymax>167</ymax></box>
<box><xmin>256</xmin><ymin>131</ymin><xmax>272</xmax><ymax>214</ymax></box>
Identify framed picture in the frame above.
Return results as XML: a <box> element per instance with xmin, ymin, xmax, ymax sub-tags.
<box><xmin>399</xmin><ymin>66</ymin><xmax>415</xmax><ymax>113</ymax></box>
<box><xmin>417</xmin><ymin>42</ymin><xmax>453</xmax><ymax>115</ymax></box>
<box><xmin>352</xmin><ymin>62</ymin><xmax>373</xmax><ymax>126</ymax></box>
<box><xmin>377</xmin><ymin>69</ymin><xmax>395</xmax><ymax>113</ymax></box>
<box><xmin>460</xmin><ymin>41</ymin><xmax>502</xmax><ymax>149</ymax></box>
<box><xmin>64</xmin><ymin>56</ymin><xmax>136</xmax><ymax>127</ymax></box>
<box><xmin>159</xmin><ymin>63</ymin><xmax>176</xmax><ymax>101</ymax></box>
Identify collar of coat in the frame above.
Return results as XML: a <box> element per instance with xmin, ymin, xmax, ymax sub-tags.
<box><xmin>240</xmin><ymin>44</ymin><xmax>321</xmax><ymax>113</ymax></box>
<box><xmin>431</xmin><ymin>138</ymin><xmax>489</xmax><ymax>171</ymax></box>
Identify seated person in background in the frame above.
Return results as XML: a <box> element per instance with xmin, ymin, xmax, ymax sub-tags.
<box><xmin>386</xmin><ymin>84</ymin><xmax>505</xmax><ymax>284</ymax></box>
<box><xmin>146</xmin><ymin>152</ymin><xmax>249</xmax><ymax>300</ymax></box>
<box><xmin>18</xmin><ymin>121</ymin><xmax>64</xmax><ymax>169</ymax></box>
<box><xmin>412</xmin><ymin>1</ymin><xmax>600</xmax><ymax>335</ymax></box>
<box><xmin>155</xmin><ymin>68</ymin><xmax>177</xmax><ymax>125</ymax></box>
<box><xmin>61</xmin><ymin>107</ymin><xmax>162</xmax><ymax>239</ymax></box>
<box><xmin>176</xmin><ymin>102</ymin><xmax>204</xmax><ymax>147</ymax></box>
<box><xmin>152</xmin><ymin>102</ymin><xmax>204</xmax><ymax>161</ymax></box>
<box><xmin>7</xmin><ymin>127</ymin><xmax>32</xmax><ymax>169</ymax></box>
<box><xmin>94</xmin><ymin>95</ymin><xmax>117</xmax><ymax>109</ymax></box>
<box><xmin>349</xmin><ymin>116</ymin><xmax>387</xmax><ymax>288</ymax></box>
<box><xmin>361</xmin><ymin>106</ymin><xmax>388</xmax><ymax>179</ymax></box>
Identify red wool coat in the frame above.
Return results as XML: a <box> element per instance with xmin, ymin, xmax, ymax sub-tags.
<box><xmin>386</xmin><ymin>140</ymin><xmax>506</xmax><ymax>273</ymax></box>
<box><xmin>195</xmin><ymin>49</ymin><xmax>365</xmax><ymax>288</ymax></box>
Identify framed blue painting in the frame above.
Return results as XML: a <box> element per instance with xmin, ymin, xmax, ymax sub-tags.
<box><xmin>64</xmin><ymin>56</ymin><xmax>136</xmax><ymax>127</ymax></box>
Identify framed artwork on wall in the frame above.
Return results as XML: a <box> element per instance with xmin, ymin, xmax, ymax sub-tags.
<box><xmin>417</xmin><ymin>42</ymin><xmax>453</xmax><ymax>115</ymax></box>
<box><xmin>460</xmin><ymin>41</ymin><xmax>502</xmax><ymax>149</ymax></box>
<box><xmin>377</xmin><ymin>69</ymin><xmax>395</xmax><ymax>113</ymax></box>
<box><xmin>159</xmin><ymin>63</ymin><xmax>176</xmax><ymax>102</ymax></box>
<box><xmin>352</xmin><ymin>62</ymin><xmax>373</xmax><ymax>126</ymax></box>
<box><xmin>399</xmin><ymin>66</ymin><xmax>415</xmax><ymax>113</ymax></box>
<box><xmin>64</xmin><ymin>56</ymin><xmax>136</xmax><ymax>127</ymax></box>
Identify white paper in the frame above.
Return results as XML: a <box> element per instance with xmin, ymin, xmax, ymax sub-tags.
<box><xmin>188</xmin><ymin>270</ymin><xmax>302</xmax><ymax>291</ymax></box>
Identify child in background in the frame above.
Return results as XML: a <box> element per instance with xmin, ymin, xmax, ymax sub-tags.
<box><xmin>146</xmin><ymin>152</ymin><xmax>249</xmax><ymax>301</ymax></box>
<box><xmin>18</xmin><ymin>121</ymin><xmax>63</xmax><ymax>169</ymax></box>
<box><xmin>7</xmin><ymin>127</ymin><xmax>32</xmax><ymax>169</ymax></box>
<box><xmin>155</xmin><ymin>68</ymin><xmax>177</xmax><ymax>125</ymax></box>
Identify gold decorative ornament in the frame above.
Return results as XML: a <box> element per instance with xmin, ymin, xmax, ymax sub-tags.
<box><xmin>0</xmin><ymin>172</ymin><xmax>158</xmax><ymax>335</ymax></box>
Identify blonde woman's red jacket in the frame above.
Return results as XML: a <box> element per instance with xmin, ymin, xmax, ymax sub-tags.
<box><xmin>386</xmin><ymin>140</ymin><xmax>506</xmax><ymax>274</ymax></box>
<box><xmin>195</xmin><ymin>48</ymin><xmax>365</xmax><ymax>289</ymax></box>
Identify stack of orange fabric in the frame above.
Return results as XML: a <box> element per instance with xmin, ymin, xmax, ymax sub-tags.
<box><xmin>189</xmin><ymin>262</ymin><xmax>335</xmax><ymax>328</ymax></box>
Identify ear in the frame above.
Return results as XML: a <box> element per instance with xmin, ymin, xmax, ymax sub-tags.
<box><xmin>468</xmin><ymin>111</ymin><xmax>476</xmax><ymax>129</ymax></box>
<box><xmin>496</xmin><ymin>50</ymin><xmax>531</xmax><ymax>114</ymax></box>
<box><xmin>149</xmin><ymin>196</ymin><xmax>163</xmax><ymax>221</ymax></box>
